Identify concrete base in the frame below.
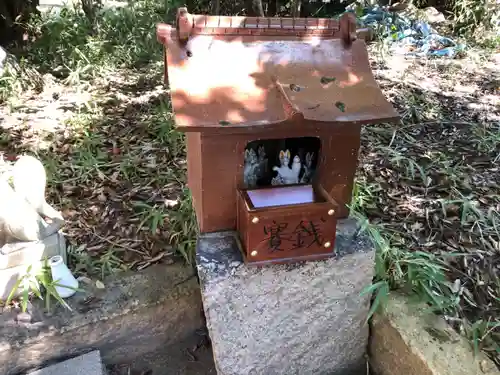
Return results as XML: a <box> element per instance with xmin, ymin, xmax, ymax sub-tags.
<box><xmin>27</xmin><ymin>351</ymin><xmax>105</xmax><ymax>375</ymax></box>
<box><xmin>0</xmin><ymin>232</ymin><xmax>66</xmax><ymax>300</ymax></box>
<box><xmin>196</xmin><ymin>218</ymin><xmax>375</xmax><ymax>375</ymax></box>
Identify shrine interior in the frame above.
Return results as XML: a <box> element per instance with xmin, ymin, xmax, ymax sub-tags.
<box><xmin>244</xmin><ymin>136</ymin><xmax>321</xmax><ymax>189</ymax></box>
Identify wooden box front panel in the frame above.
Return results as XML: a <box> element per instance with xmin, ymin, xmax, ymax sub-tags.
<box><xmin>237</xmin><ymin>188</ymin><xmax>337</xmax><ymax>265</ymax></box>
<box><xmin>198</xmin><ymin>125</ymin><xmax>360</xmax><ymax>233</ymax></box>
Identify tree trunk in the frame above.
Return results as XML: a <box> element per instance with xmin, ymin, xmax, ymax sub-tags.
<box><xmin>0</xmin><ymin>0</ymin><xmax>39</xmax><ymax>45</ymax></box>
<box><xmin>245</xmin><ymin>0</ymin><xmax>265</xmax><ymax>16</ymax></box>
<box><xmin>81</xmin><ymin>0</ymin><xmax>103</xmax><ymax>32</ymax></box>
<box><xmin>291</xmin><ymin>0</ymin><xmax>302</xmax><ymax>18</ymax></box>
<box><xmin>211</xmin><ymin>0</ymin><xmax>221</xmax><ymax>15</ymax></box>
<box><xmin>268</xmin><ymin>0</ymin><xmax>277</xmax><ymax>16</ymax></box>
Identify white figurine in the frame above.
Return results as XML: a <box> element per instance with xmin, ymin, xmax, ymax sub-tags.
<box><xmin>272</xmin><ymin>150</ymin><xmax>301</xmax><ymax>185</ymax></box>
<box><xmin>271</xmin><ymin>149</ymin><xmax>288</xmax><ymax>186</ymax></box>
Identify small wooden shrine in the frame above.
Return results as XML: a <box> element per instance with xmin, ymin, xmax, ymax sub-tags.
<box><xmin>157</xmin><ymin>9</ymin><xmax>400</xmax><ymax>265</ymax></box>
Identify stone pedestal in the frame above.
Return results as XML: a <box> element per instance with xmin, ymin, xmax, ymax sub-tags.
<box><xmin>196</xmin><ymin>218</ymin><xmax>375</xmax><ymax>375</ymax></box>
<box><xmin>27</xmin><ymin>351</ymin><xmax>105</xmax><ymax>375</ymax></box>
<box><xmin>0</xmin><ymin>232</ymin><xmax>66</xmax><ymax>300</ymax></box>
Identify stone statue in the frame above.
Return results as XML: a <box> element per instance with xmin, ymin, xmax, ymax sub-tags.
<box><xmin>0</xmin><ymin>155</ymin><xmax>64</xmax><ymax>248</ymax></box>
<box><xmin>244</xmin><ymin>148</ymin><xmax>259</xmax><ymax>188</ymax></box>
<box><xmin>12</xmin><ymin>155</ymin><xmax>64</xmax><ymax>224</ymax></box>
<box><xmin>272</xmin><ymin>150</ymin><xmax>301</xmax><ymax>185</ymax></box>
<box><xmin>244</xmin><ymin>146</ymin><xmax>269</xmax><ymax>188</ymax></box>
<box><xmin>255</xmin><ymin>145</ymin><xmax>268</xmax><ymax>181</ymax></box>
<box><xmin>299</xmin><ymin>152</ymin><xmax>315</xmax><ymax>184</ymax></box>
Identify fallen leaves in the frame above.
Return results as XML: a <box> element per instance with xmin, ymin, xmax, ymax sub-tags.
<box><xmin>359</xmin><ymin>50</ymin><xmax>500</xmax><ymax>366</ymax></box>
<box><xmin>1</xmin><ymin>67</ymin><xmax>189</xmax><ymax>279</ymax></box>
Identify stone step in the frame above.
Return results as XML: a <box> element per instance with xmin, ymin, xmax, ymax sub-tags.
<box><xmin>0</xmin><ymin>263</ymin><xmax>209</xmax><ymax>375</ymax></box>
<box><xmin>26</xmin><ymin>351</ymin><xmax>105</xmax><ymax>375</ymax></box>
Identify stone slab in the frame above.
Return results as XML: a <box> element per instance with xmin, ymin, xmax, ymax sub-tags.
<box><xmin>370</xmin><ymin>293</ymin><xmax>500</xmax><ymax>375</ymax></box>
<box><xmin>0</xmin><ymin>232</ymin><xmax>66</xmax><ymax>269</ymax></box>
<box><xmin>27</xmin><ymin>351</ymin><xmax>104</xmax><ymax>375</ymax></box>
<box><xmin>0</xmin><ymin>263</ymin><xmax>205</xmax><ymax>375</ymax></box>
<box><xmin>196</xmin><ymin>218</ymin><xmax>374</xmax><ymax>375</ymax></box>
<box><xmin>0</xmin><ymin>232</ymin><xmax>66</xmax><ymax>300</ymax></box>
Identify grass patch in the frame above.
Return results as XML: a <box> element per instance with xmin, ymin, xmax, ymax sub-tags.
<box><xmin>1</xmin><ymin>0</ymin><xmax>198</xmax><ymax>277</ymax></box>
<box><xmin>23</xmin><ymin>0</ymin><xmax>177</xmax><ymax>76</ymax></box>
<box><xmin>353</xmin><ymin>37</ymin><xmax>499</xmax><ymax>365</ymax></box>
<box><xmin>353</xmin><ymin>118</ymin><xmax>500</xmax><ymax>364</ymax></box>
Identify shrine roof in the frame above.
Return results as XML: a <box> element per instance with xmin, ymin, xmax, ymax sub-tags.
<box><xmin>157</xmin><ymin>14</ymin><xmax>399</xmax><ymax>132</ymax></box>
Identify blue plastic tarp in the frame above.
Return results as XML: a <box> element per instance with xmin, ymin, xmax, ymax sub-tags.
<box><xmin>356</xmin><ymin>7</ymin><xmax>466</xmax><ymax>58</ymax></box>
